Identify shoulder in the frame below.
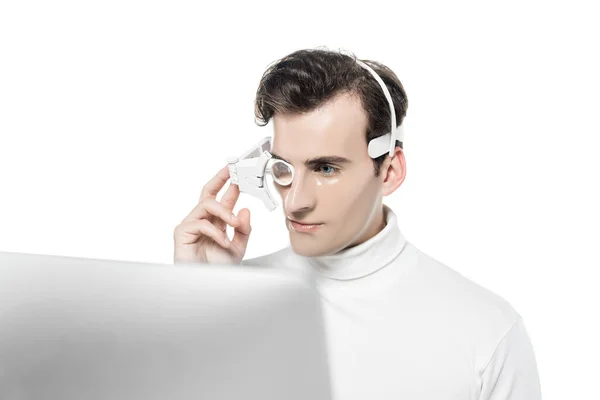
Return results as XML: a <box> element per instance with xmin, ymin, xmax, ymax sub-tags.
<box><xmin>409</xmin><ymin>246</ymin><xmax>525</xmax><ymax>365</ymax></box>
<box><xmin>412</xmin><ymin>246</ymin><xmax>521</xmax><ymax>326</ymax></box>
<box><xmin>407</xmin><ymin>246</ymin><xmax>535</xmax><ymax>377</ymax></box>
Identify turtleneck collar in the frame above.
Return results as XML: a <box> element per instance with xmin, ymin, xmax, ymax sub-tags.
<box><xmin>298</xmin><ymin>204</ymin><xmax>407</xmax><ymax>281</ymax></box>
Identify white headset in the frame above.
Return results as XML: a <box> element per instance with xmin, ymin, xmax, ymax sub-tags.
<box><xmin>355</xmin><ymin>59</ymin><xmax>404</xmax><ymax>158</ymax></box>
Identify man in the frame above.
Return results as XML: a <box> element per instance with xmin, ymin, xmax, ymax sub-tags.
<box><xmin>173</xmin><ymin>48</ymin><xmax>543</xmax><ymax>399</ymax></box>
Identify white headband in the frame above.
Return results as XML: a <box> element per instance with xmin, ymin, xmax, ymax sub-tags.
<box><xmin>355</xmin><ymin>59</ymin><xmax>404</xmax><ymax>158</ymax></box>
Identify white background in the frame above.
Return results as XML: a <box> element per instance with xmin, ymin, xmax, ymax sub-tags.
<box><xmin>1</xmin><ymin>0</ymin><xmax>598</xmax><ymax>397</ymax></box>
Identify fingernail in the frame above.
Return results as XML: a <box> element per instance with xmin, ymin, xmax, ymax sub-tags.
<box><xmin>231</xmin><ymin>214</ymin><xmax>238</xmax><ymax>221</ymax></box>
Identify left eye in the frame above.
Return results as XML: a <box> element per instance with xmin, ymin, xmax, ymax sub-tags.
<box><xmin>318</xmin><ymin>165</ymin><xmax>337</xmax><ymax>175</ymax></box>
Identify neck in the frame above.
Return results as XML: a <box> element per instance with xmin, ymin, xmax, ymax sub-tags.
<box><xmin>343</xmin><ymin>204</ymin><xmax>387</xmax><ymax>251</ymax></box>
<box><xmin>298</xmin><ymin>204</ymin><xmax>407</xmax><ymax>281</ymax></box>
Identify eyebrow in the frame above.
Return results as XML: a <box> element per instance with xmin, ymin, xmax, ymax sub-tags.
<box><xmin>270</xmin><ymin>153</ymin><xmax>351</xmax><ymax>167</ymax></box>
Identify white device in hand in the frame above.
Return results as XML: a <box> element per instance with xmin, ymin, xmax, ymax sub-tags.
<box><xmin>227</xmin><ymin>136</ymin><xmax>294</xmax><ymax>211</ymax></box>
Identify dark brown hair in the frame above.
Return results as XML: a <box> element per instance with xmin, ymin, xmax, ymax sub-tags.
<box><xmin>254</xmin><ymin>48</ymin><xmax>408</xmax><ymax>176</ymax></box>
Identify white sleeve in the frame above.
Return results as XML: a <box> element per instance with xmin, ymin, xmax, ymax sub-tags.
<box><xmin>479</xmin><ymin>317</ymin><xmax>543</xmax><ymax>399</ymax></box>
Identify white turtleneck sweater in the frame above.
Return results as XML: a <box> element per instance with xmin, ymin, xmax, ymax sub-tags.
<box><xmin>241</xmin><ymin>205</ymin><xmax>542</xmax><ymax>400</ymax></box>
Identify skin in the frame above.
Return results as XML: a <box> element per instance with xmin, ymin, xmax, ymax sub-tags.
<box><xmin>174</xmin><ymin>168</ymin><xmax>252</xmax><ymax>265</ymax></box>
<box><xmin>173</xmin><ymin>91</ymin><xmax>406</xmax><ymax>264</ymax></box>
<box><xmin>269</xmin><ymin>91</ymin><xmax>406</xmax><ymax>257</ymax></box>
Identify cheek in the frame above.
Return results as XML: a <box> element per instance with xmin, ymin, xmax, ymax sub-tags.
<box><xmin>271</xmin><ymin>180</ymin><xmax>288</xmax><ymax>197</ymax></box>
<box><xmin>316</xmin><ymin>174</ymin><xmax>379</xmax><ymax>215</ymax></box>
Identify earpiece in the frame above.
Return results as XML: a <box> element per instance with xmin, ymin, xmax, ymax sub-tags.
<box><xmin>355</xmin><ymin>60</ymin><xmax>404</xmax><ymax>158</ymax></box>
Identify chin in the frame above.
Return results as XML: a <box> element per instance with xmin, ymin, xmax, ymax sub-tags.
<box><xmin>290</xmin><ymin>243</ymin><xmax>326</xmax><ymax>257</ymax></box>
<box><xmin>288</xmin><ymin>235</ymin><xmax>337</xmax><ymax>257</ymax></box>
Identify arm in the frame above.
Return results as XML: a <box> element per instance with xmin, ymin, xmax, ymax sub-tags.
<box><xmin>479</xmin><ymin>317</ymin><xmax>543</xmax><ymax>399</ymax></box>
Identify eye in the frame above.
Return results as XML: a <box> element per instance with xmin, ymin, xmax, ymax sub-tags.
<box><xmin>317</xmin><ymin>164</ymin><xmax>338</xmax><ymax>175</ymax></box>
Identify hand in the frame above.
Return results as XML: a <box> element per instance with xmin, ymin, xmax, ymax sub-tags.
<box><xmin>173</xmin><ymin>165</ymin><xmax>252</xmax><ymax>265</ymax></box>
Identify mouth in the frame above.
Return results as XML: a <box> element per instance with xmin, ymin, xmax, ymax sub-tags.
<box><xmin>287</xmin><ymin>219</ymin><xmax>324</xmax><ymax>233</ymax></box>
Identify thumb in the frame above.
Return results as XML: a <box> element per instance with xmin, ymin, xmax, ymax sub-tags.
<box><xmin>231</xmin><ymin>208</ymin><xmax>252</xmax><ymax>255</ymax></box>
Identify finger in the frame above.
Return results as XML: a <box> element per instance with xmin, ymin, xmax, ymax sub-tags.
<box><xmin>219</xmin><ymin>181</ymin><xmax>240</xmax><ymax>210</ymax></box>
<box><xmin>177</xmin><ymin>219</ymin><xmax>232</xmax><ymax>249</ymax></box>
<box><xmin>182</xmin><ymin>196</ymin><xmax>241</xmax><ymax>226</ymax></box>
<box><xmin>199</xmin><ymin>165</ymin><xmax>230</xmax><ymax>202</ymax></box>
<box><xmin>231</xmin><ymin>208</ymin><xmax>252</xmax><ymax>255</ymax></box>
<box><xmin>214</xmin><ymin>182</ymin><xmax>240</xmax><ymax>231</ymax></box>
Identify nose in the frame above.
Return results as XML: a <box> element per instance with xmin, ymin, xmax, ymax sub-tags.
<box><xmin>284</xmin><ymin>170</ymin><xmax>316</xmax><ymax>214</ymax></box>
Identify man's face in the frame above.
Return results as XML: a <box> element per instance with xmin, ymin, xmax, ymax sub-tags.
<box><xmin>270</xmin><ymin>92</ymin><xmax>385</xmax><ymax>257</ymax></box>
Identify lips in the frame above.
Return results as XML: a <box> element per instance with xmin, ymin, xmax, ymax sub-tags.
<box><xmin>289</xmin><ymin>219</ymin><xmax>321</xmax><ymax>226</ymax></box>
<box><xmin>287</xmin><ymin>219</ymin><xmax>324</xmax><ymax>233</ymax></box>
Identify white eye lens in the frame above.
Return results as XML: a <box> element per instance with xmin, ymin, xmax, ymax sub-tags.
<box><xmin>271</xmin><ymin>160</ymin><xmax>293</xmax><ymax>186</ymax></box>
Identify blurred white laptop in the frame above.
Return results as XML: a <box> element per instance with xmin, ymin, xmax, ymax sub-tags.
<box><xmin>0</xmin><ymin>251</ymin><xmax>332</xmax><ymax>400</ymax></box>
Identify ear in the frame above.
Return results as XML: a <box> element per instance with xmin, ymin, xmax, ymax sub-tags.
<box><xmin>380</xmin><ymin>146</ymin><xmax>406</xmax><ymax>196</ymax></box>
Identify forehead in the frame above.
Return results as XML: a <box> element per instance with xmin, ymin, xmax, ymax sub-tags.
<box><xmin>271</xmin><ymin>93</ymin><xmax>369</xmax><ymax>159</ymax></box>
